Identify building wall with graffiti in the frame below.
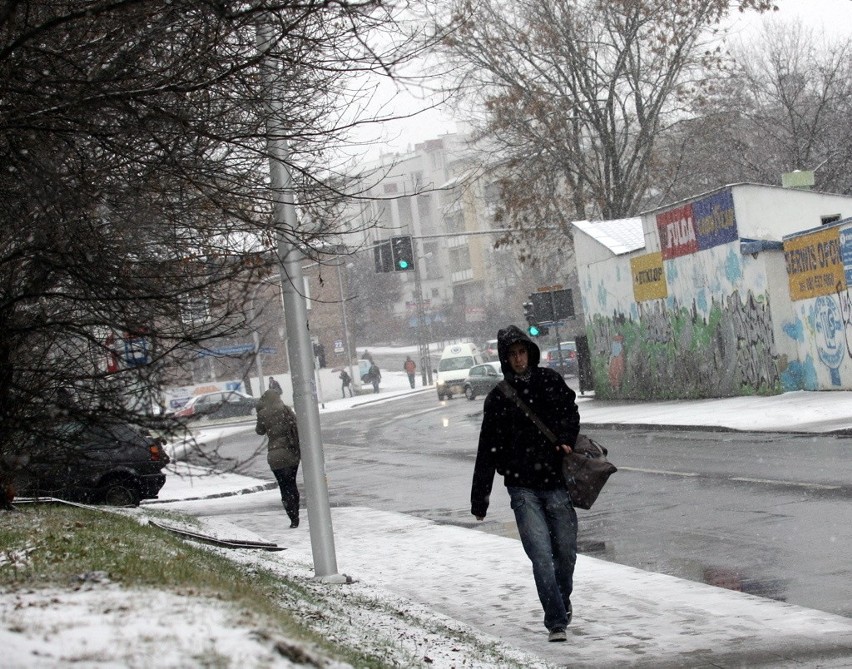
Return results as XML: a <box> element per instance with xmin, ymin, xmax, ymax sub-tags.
<box><xmin>575</xmin><ymin>185</ymin><xmax>852</xmax><ymax>400</ymax></box>
<box><xmin>781</xmin><ymin>220</ymin><xmax>852</xmax><ymax>390</ymax></box>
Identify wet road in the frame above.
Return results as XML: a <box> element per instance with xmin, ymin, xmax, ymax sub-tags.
<box><xmin>194</xmin><ymin>392</ymin><xmax>852</xmax><ymax>618</ymax></box>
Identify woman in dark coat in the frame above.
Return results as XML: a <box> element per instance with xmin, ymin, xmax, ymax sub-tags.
<box><xmin>255</xmin><ymin>388</ymin><xmax>301</xmax><ymax>528</ymax></box>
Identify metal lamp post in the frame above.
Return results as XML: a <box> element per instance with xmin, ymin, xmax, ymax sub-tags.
<box><xmin>412</xmin><ymin>246</ymin><xmax>434</xmax><ymax>386</ymax></box>
<box><xmin>257</xmin><ymin>19</ymin><xmax>339</xmax><ymax>580</ymax></box>
<box><xmin>335</xmin><ymin>257</ymin><xmax>357</xmax><ymax>391</ymax></box>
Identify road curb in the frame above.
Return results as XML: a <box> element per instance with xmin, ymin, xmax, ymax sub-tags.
<box><xmin>582</xmin><ymin>421</ymin><xmax>852</xmax><ymax>435</ymax></box>
<box><xmin>142</xmin><ymin>481</ymin><xmax>279</xmax><ymax>505</ymax></box>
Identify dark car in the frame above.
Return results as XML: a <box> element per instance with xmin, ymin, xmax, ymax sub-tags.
<box><xmin>174</xmin><ymin>390</ymin><xmax>257</xmax><ymax>420</ymax></box>
<box><xmin>543</xmin><ymin>341</ymin><xmax>578</xmax><ymax>376</ymax></box>
<box><xmin>12</xmin><ymin>421</ymin><xmax>169</xmax><ymax>506</ymax></box>
<box><xmin>463</xmin><ymin>361</ymin><xmax>503</xmax><ymax>400</ymax></box>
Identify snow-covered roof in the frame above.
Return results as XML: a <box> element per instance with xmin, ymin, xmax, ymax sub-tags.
<box><xmin>573</xmin><ymin>217</ymin><xmax>645</xmax><ymax>255</ymax></box>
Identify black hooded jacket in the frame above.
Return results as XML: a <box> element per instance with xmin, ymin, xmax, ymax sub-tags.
<box><xmin>470</xmin><ymin>325</ymin><xmax>580</xmax><ymax>518</ymax></box>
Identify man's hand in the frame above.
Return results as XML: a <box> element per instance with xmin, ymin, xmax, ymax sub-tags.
<box><xmin>558</xmin><ymin>443</ymin><xmax>573</xmax><ymax>455</ymax></box>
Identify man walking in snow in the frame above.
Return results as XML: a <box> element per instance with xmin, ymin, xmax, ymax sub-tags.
<box><xmin>403</xmin><ymin>356</ymin><xmax>416</xmax><ymax>388</ymax></box>
<box><xmin>470</xmin><ymin>325</ymin><xmax>580</xmax><ymax>642</ymax></box>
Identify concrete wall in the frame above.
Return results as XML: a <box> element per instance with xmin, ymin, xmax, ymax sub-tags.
<box><xmin>576</xmin><ymin>185</ymin><xmax>852</xmax><ymax>400</ymax></box>
<box><xmin>780</xmin><ymin>219</ymin><xmax>852</xmax><ymax>390</ymax></box>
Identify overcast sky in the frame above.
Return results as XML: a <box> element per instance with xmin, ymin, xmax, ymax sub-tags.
<box><xmin>358</xmin><ymin>0</ymin><xmax>852</xmax><ymax>158</ymax></box>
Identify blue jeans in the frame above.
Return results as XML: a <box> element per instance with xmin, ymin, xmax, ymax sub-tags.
<box><xmin>507</xmin><ymin>486</ymin><xmax>577</xmax><ymax>631</ymax></box>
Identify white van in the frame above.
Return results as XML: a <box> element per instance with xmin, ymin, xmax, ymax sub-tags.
<box><xmin>436</xmin><ymin>343</ymin><xmax>484</xmax><ymax>400</ymax></box>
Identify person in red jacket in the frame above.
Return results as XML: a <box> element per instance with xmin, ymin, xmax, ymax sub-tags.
<box><xmin>403</xmin><ymin>356</ymin><xmax>417</xmax><ymax>388</ymax></box>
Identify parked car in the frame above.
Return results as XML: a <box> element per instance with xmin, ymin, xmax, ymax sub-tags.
<box><xmin>463</xmin><ymin>361</ymin><xmax>504</xmax><ymax>400</ymax></box>
<box><xmin>543</xmin><ymin>341</ymin><xmax>578</xmax><ymax>376</ymax></box>
<box><xmin>12</xmin><ymin>421</ymin><xmax>169</xmax><ymax>506</ymax></box>
<box><xmin>174</xmin><ymin>390</ymin><xmax>257</xmax><ymax>420</ymax></box>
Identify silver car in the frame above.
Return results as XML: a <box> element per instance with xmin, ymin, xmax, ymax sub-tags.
<box><xmin>463</xmin><ymin>361</ymin><xmax>503</xmax><ymax>400</ymax></box>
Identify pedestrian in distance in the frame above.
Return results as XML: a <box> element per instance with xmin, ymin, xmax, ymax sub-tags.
<box><xmin>255</xmin><ymin>386</ymin><xmax>301</xmax><ymax>528</ymax></box>
<box><xmin>339</xmin><ymin>369</ymin><xmax>353</xmax><ymax>398</ymax></box>
<box><xmin>268</xmin><ymin>376</ymin><xmax>281</xmax><ymax>393</ymax></box>
<box><xmin>367</xmin><ymin>362</ymin><xmax>381</xmax><ymax>393</ymax></box>
<box><xmin>471</xmin><ymin>325</ymin><xmax>580</xmax><ymax>643</ymax></box>
<box><xmin>403</xmin><ymin>356</ymin><xmax>417</xmax><ymax>389</ymax></box>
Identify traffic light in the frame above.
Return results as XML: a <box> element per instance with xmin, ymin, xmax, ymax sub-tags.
<box><xmin>523</xmin><ymin>298</ymin><xmax>548</xmax><ymax>337</ymax></box>
<box><xmin>391</xmin><ymin>235</ymin><xmax>415</xmax><ymax>271</ymax></box>
<box><xmin>523</xmin><ymin>301</ymin><xmax>540</xmax><ymax>337</ymax></box>
<box><xmin>374</xmin><ymin>240</ymin><xmax>392</xmax><ymax>273</ymax></box>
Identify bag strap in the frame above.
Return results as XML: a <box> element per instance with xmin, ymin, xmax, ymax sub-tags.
<box><xmin>497</xmin><ymin>381</ymin><xmax>558</xmax><ymax>444</ymax></box>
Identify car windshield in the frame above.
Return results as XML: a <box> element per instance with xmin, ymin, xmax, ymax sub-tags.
<box><xmin>439</xmin><ymin>356</ymin><xmax>474</xmax><ymax>372</ymax></box>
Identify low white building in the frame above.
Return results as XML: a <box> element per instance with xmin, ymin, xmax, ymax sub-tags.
<box><xmin>573</xmin><ymin>183</ymin><xmax>852</xmax><ymax>399</ymax></box>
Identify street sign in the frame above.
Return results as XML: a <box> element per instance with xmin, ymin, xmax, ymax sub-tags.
<box><xmin>530</xmin><ymin>288</ymin><xmax>574</xmax><ymax>321</ymax></box>
<box><xmin>197</xmin><ymin>344</ymin><xmax>276</xmax><ymax>358</ymax></box>
<box><xmin>123</xmin><ymin>335</ymin><xmax>150</xmax><ymax>367</ymax></box>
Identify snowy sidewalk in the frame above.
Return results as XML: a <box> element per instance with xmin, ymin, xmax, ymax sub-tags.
<box><xmin>256</xmin><ymin>505</ymin><xmax>852</xmax><ymax>668</ymax></box>
<box><xmin>152</xmin><ymin>389</ymin><xmax>852</xmax><ymax>667</ymax></box>
<box><xmin>576</xmin><ymin>389</ymin><xmax>852</xmax><ymax>434</ymax></box>
<box><xmin>157</xmin><ymin>488</ymin><xmax>852</xmax><ymax>668</ymax></box>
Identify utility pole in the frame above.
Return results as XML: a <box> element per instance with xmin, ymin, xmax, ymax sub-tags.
<box><xmin>412</xmin><ymin>246</ymin><xmax>434</xmax><ymax>386</ymax></box>
<box><xmin>335</xmin><ymin>256</ymin><xmax>358</xmax><ymax>392</ymax></box>
<box><xmin>257</xmin><ymin>20</ymin><xmax>340</xmax><ymax>581</ymax></box>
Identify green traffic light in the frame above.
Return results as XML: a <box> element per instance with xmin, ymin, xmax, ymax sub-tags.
<box><xmin>398</xmin><ymin>260</ymin><xmax>409</xmax><ymax>269</ymax></box>
<box><xmin>528</xmin><ymin>325</ymin><xmax>540</xmax><ymax>337</ymax></box>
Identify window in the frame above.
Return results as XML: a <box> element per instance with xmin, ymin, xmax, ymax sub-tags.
<box><xmin>181</xmin><ymin>297</ymin><xmax>210</xmax><ymax>326</ymax></box>
<box><xmin>438</xmin><ymin>356</ymin><xmax>474</xmax><ymax>372</ymax></box>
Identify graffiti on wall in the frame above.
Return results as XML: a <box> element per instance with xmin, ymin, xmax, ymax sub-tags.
<box><xmin>588</xmin><ymin>289</ymin><xmax>780</xmax><ymax>400</ymax></box>
<box><xmin>813</xmin><ymin>294</ymin><xmax>844</xmax><ymax>385</ymax></box>
<box><xmin>726</xmin><ymin>291</ymin><xmax>779</xmax><ymax>392</ymax></box>
<box><xmin>777</xmin><ymin>223</ymin><xmax>852</xmax><ymax>388</ymax></box>
<box><xmin>837</xmin><ymin>287</ymin><xmax>852</xmax><ymax>359</ymax></box>
<box><xmin>782</xmin><ymin>290</ymin><xmax>848</xmax><ymax>389</ymax></box>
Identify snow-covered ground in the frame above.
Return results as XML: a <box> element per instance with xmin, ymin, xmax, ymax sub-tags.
<box><xmin>4</xmin><ymin>371</ymin><xmax>852</xmax><ymax>667</ymax></box>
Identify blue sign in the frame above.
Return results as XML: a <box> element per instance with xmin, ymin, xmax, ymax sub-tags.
<box><xmin>693</xmin><ymin>189</ymin><xmax>738</xmax><ymax>251</ymax></box>
<box><xmin>123</xmin><ymin>337</ymin><xmax>150</xmax><ymax>367</ymax></box>
<box><xmin>839</xmin><ymin>226</ymin><xmax>852</xmax><ymax>285</ymax></box>
<box><xmin>197</xmin><ymin>344</ymin><xmax>277</xmax><ymax>358</ymax></box>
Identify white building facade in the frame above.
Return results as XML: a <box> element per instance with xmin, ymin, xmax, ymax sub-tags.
<box><xmin>574</xmin><ymin>183</ymin><xmax>852</xmax><ymax>399</ymax></box>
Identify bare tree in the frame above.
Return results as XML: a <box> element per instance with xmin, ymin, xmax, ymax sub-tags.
<box><xmin>0</xmin><ymin>0</ymin><xmax>431</xmax><ymax>497</ymax></box>
<box><xmin>655</xmin><ymin>19</ymin><xmax>852</xmax><ymax>201</ymax></box>
<box><xmin>434</xmin><ymin>0</ymin><xmax>774</xmax><ymax>233</ymax></box>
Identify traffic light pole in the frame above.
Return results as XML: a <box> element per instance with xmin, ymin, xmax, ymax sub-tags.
<box><xmin>412</xmin><ymin>249</ymin><xmax>434</xmax><ymax>386</ymax></box>
<box><xmin>257</xmin><ymin>20</ymin><xmax>340</xmax><ymax>581</ymax></box>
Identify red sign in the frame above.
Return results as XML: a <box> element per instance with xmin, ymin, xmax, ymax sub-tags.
<box><xmin>656</xmin><ymin>203</ymin><xmax>698</xmax><ymax>260</ymax></box>
<box><xmin>105</xmin><ymin>333</ymin><xmax>119</xmax><ymax>373</ymax></box>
